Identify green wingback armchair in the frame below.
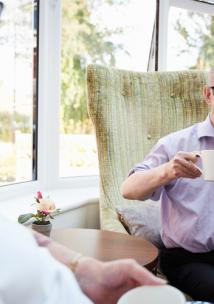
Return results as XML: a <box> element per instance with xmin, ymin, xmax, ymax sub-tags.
<box><xmin>87</xmin><ymin>64</ymin><xmax>208</xmax><ymax>233</ymax></box>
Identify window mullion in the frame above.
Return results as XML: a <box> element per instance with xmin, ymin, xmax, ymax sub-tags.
<box><xmin>37</xmin><ymin>0</ymin><xmax>61</xmax><ymax>189</ymax></box>
<box><xmin>158</xmin><ymin>0</ymin><xmax>170</xmax><ymax>70</ymax></box>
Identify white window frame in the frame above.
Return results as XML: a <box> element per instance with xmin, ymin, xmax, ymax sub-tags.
<box><xmin>6</xmin><ymin>0</ymin><xmax>214</xmax><ymax>201</ymax></box>
<box><xmin>158</xmin><ymin>0</ymin><xmax>214</xmax><ymax>70</ymax></box>
<box><xmin>0</xmin><ymin>0</ymin><xmax>98</xmax><ymax>202</ymax></box>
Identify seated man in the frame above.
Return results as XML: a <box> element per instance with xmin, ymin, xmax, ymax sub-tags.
<box><xmin>122</xmin><ymin>67</ymin><xmax>214</xmax><ymax>302</ymax></box>
<box><xmin>0</xmin><ymin>214</ymin><xmax>164</xmax><ymax>304</ymax></box>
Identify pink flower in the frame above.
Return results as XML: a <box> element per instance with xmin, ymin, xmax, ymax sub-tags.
<box><xmin>41</xmin><ymin>210</ymin><xmax>50</xmax><ymax>215</ymax></box>
<box><xmin>18</xmin><ymin>192</ymin><xmax>60</xmax><ymax>225</ymax></box>
<box><xmin>37</xmin><ymin>191</ymin><xmax>43</xmax><ymax>199</ymax></box>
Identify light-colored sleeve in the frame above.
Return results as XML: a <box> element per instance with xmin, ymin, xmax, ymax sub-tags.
<box><xmin>128</xmin><ymin>138</ymin><xmax>169</xmax><ymax>201</ymax></box>
<box><xmin>0</xmin><ymin>216</ymin><xmax>93</xmax><ymax>304</ymax></box>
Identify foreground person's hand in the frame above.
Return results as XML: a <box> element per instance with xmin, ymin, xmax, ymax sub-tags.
<box><xmin>32</xmin><ymin>231</ymin><xmax>165</xmax><ymax>303</ymax></box>
<box><xmin>75</xmin><ymin>257</ymin><xmax>166</xmax><ymax>304</ymax></box>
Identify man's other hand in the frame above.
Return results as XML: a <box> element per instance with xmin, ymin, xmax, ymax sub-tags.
<box><xmin>75</xmin><ymin>257</ymin><xmax>166</xmax><ymax>304</ymax></box>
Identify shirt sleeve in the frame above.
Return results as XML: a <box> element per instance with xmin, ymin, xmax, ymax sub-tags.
<box><xmin>128</xmin><ymin>138</ymin><xmax>169</xmax><ymax>201</ymax></box>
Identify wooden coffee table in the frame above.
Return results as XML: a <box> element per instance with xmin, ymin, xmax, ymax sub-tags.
<box><xmin>51</xmin><ymin>228</ymin><xmax>158</xmax><ymax>271</ymax></box>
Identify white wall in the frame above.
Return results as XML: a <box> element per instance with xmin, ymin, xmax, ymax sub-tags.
<box><xmin>52</xmin><ymin>201</ymin><xmax>100</xmax><ymax>229</ymax></box>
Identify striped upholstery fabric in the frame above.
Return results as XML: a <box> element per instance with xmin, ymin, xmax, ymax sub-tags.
<box><xmin>87</xmin><ymin>64</ymin><xmax>208</xmax><ymax>233</ymax></box>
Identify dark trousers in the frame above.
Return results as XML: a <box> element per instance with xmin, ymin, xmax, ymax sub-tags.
<box><xmin>159</xmin><ymin>247</ymin><xmax>214</xmax><ymax>302</ymax></box>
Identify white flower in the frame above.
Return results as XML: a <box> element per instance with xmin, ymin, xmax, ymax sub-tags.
<box><xmin>37</xmin><ymin>198</ymin><xmax>56</xmax><ymax>213</ymax></box>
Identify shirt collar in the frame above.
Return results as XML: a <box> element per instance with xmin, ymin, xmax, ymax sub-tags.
<box><xmin>197</xmin><ymin>114</ymin><xmax>214</xmax><ymax>139</ymax></box>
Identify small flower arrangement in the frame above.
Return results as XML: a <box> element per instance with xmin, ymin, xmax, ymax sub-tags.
<box><xmin>18</xmin><ymin>191</ymin><xmax>60</xmax><ymax>225</ymax></box>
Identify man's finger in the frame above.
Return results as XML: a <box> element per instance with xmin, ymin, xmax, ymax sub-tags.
<box><xmin>177</xmin><ymin>151</ymin><xmax>199</xmax><ymax>163</ymax></box>
<box><xmin>179</xmin><ymin>166</ymin><xmax>201</xmax><ymax>178</ymax></box>
<box><xmin>124</xmin><ymin>263</ymin><xmax>166</xmax><ymax>286</ymax></box>
<box><xmin>177</xmin><ymin>158</ymin><xmax>201</xmax><ymax>175</ymax></box>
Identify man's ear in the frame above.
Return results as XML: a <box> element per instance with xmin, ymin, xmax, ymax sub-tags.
<box><xmin>203</xmin><ymin>85</ymin><xmax>211</xmax><ymax>106</ymax></box>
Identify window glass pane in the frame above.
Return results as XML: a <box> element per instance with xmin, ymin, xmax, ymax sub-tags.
<box><xmin>60</xmin><ymin>0</ymin><xmax>156</xmax><ymax>177</ymax></box>
<box><xmin>0</xmin><ymin>0</ymin><xmax>38</xmax><ymax>185</ymax></box>
<box><xmin>167</xmin><ymin>6</ymin><xmax>214</xmax><ymax>70</ymax></box>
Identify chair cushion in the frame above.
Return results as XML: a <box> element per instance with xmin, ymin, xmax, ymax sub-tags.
<box><xmin>116</xmin><ymin>201</ymin><xmax>164</xmax><ymax>248</ymax></box>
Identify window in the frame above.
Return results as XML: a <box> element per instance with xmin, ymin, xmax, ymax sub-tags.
<box><xmin>158</xmin><ymin>0</ymin><xmax>214</xmax><ymax>71</ymax></box>
<box><xmin>0</xmin><ymin>0</ymin><xmax>38</xmax><ymax>186</ymax></box>
<box><xmin>167</xmin><ymin>6</ymin><xmax>214</xmax><ymax>70</ymax></box>
<box><xmin>2</xmin><ymin>0</ymin><xmax>203</xmax><ymax>198</ymax></box>
<box><xmin>60</xmin><ymin>0</ymin><xmax>156</xmax><ymax>177</ymax></box>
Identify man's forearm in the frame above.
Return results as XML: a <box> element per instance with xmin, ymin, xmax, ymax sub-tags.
<box><xmin>121</xmin><ymin>163</ymin><xmax>172</xmax><ymax>200</ymax></box>
<box><xmin>31</xmin><ymin>230</ymin><xmax>166</xmax><ymax>304</ymax></box>
<box><xmin>32</xmin><ymin>230</ymin><xmax>83</xmax><ymax>272</ymax></box>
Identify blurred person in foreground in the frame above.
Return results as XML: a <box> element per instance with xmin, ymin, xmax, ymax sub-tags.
<box><xmin>122</xmin><ymin>67</ymin><xmax>214</xmax><ymax>302</ymax></box>
<box><xmin>0</xmin><ymin>214</ymin><xmax>165</xmax><ymax>304</ymax></box>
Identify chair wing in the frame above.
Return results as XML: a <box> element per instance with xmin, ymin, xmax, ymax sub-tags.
<box><xmin>87</xmin><ymin>64</ymin><xmax>208</xmax><ymax>232</ymax></box>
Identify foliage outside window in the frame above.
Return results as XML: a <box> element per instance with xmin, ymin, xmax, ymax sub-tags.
<box><xmin>60</xmin><ymin>0</ymin><xmax>156</xmax><ymax>177</ymax></box>
<box><xmin>167</xmin><ymin>6</ymin><xmax>214</xmax><ymax>70</ymax></box>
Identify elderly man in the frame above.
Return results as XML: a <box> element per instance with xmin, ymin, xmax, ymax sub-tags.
<box><xmin>122</xmin><ymin>67</ymin><xmax>214</xmax><ymax>302</ymax></box>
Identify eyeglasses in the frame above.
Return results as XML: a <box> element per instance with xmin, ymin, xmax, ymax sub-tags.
<box><xmin>0</xmin><ymin>3</ymin><xmax>3</xmax><ymax>19</ymax></box>
<box><xmin>210</xmin><ymin>86</ymin><xmax>214</xmax><ymax>95</ymax></box>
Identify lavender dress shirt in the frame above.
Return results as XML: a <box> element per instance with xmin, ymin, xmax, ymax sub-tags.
<box><xmin>130</xmin><ymin>115</ymin><xmax>214</xmax><ymax>253</ymax></box>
